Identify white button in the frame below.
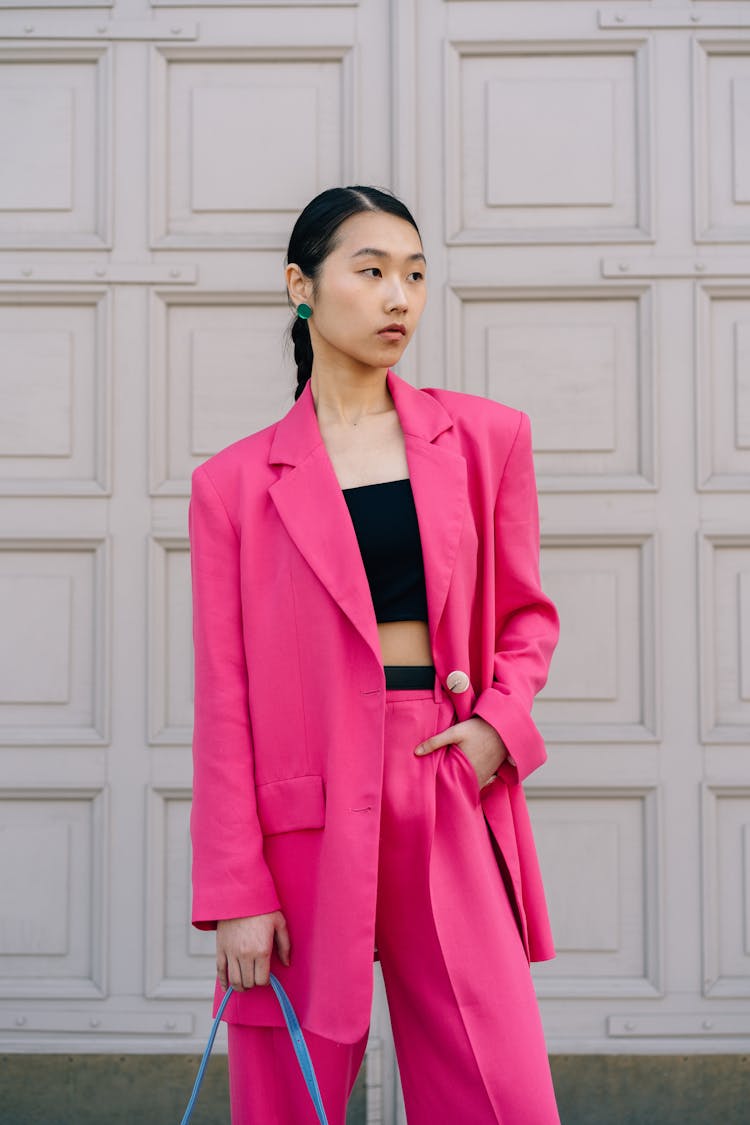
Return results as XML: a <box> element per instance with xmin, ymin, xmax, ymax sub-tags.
<box><xmin>446</xmin><ymin>669</ymin><xmax>470</xmax><ymax>693</ymax></box>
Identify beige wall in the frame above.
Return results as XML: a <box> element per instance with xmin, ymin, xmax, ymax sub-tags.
<box><xmin>1</xmin><ymin>0</ymin><xmax>749</xmax><ymax>1120</ymax></box>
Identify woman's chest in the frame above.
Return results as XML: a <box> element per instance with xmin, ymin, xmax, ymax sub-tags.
<box><xmin>317</xmin><ymin>410</ymin><xmax>410</xmax><ymax>488</ymax></box>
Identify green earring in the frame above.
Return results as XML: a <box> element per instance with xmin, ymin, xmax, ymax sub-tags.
<box><xmin>296</xmin><ymin>303</ymin><xmax>313</xmax><ymax>320</ymax></box>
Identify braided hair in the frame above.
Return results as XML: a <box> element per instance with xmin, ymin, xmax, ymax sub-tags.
<box><xmin>285</xmin><ymin>186</ymin><xmax>421</xmax><ymax>401</ymax></box>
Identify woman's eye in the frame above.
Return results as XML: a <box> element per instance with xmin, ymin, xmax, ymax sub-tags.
<box><xmin>408</xmin><ymin>271</ymin><xmax>424</xmax><ymax>282</ymax></box>
<box><xmin>361</xmin><ymin>267</ymin><xmax>382</xmax><ymax>278</ymax></box>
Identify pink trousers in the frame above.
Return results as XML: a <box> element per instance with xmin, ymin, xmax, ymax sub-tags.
<box><xmin>227</xmin><ymin>683</ymin><xmax>560</xmax><ymax>1124</ymax></box>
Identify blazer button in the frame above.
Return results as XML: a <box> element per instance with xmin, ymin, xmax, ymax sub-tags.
<box><xmin>446</xmin><ymin>669</ymin><xmax>470</xmax><ymax>694</ymax></box>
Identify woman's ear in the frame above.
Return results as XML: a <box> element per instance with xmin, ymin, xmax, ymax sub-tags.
<box><xmin>285</xmin><ymin>263</ymin><xmax>313</xmax><ymax>309</ymax></box>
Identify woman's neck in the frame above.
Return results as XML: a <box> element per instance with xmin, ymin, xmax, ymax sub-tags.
<box><xmin>310</xmin><ymin>365</ymin><xmax>394</xmax><ymax>428</ymax></box>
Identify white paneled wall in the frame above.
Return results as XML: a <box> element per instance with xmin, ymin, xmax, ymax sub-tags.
<box><xmin>1</xmin><ymin>0</ymin><xmax>749</xmax><ymax>1121</ymax></box>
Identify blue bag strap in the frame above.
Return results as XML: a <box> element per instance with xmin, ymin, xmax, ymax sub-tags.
<box><xmin>180</xmin><ymin>974</ymin><xmax>329</xmax><ymax>1125</ymax></box>
<box><xmin>269</xmin><ymin>975</ymin><xmax>329</xmax><ymax>1123</ymax></box>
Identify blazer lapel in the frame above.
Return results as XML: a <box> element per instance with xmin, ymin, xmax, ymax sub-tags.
<box><xmin>267</xmin><ymin>369</ymin><xmax>469</xmax><ymax>665</ymax></box>
<box><xmin>390</xmin><ymin>372</ymin><xmax>469</xmax><ymax>654</ymax></box>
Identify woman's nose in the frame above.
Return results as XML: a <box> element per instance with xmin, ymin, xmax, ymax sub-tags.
<box><xmin>386</xmin><ymin>281</ymin><xmax>408</xmax><ymax>312</ymax></box>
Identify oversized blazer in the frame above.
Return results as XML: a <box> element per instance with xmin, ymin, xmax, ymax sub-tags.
<box><xmin>188</xmin><ymin>367</ymin><xmax>560</xmax><ymax>1043</ymax></box>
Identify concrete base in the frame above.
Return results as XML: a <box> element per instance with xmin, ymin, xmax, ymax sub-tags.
<box><xmin>0</xmin><ymin>1052</ymin><xmax>364</xmax><ymax>1124</ymax></box>
<box><xmin>0</xmin><ymin>1053</ymin><xmax>747</xmax><ymax>1123</ymax></box>
<box><xmin>550</xmin><ymin>1054</ymin><xmax>750</xmax><ymax>1125</ymax></box>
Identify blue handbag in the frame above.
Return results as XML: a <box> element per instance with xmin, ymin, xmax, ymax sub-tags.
<box><xmin>180</xmin><ymin>975</ymin><xmax>329</xmax><ymax>1124</ymax></box>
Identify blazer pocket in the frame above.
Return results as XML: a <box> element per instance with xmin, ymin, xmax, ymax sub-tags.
<box><xmin>256</xmin><ymin>775</ymin><xmax>326</xmax><ymax>836</ymax></box>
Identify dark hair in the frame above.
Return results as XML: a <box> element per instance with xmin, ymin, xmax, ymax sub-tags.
<box><xmin>286</xmin><ymin>186</ymin><xmax>421</xmax><ymax>400</ymax></box>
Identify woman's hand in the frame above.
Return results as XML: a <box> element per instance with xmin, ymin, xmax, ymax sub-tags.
<box><xmin>216</xmin><ymin>911</ymin><xmax>291</xmax><ymax>992</ymax></box>
<box><xmin>414</xmin><ymin>715</ymin><xmax>507</xmax><ymax>788</ymax></box>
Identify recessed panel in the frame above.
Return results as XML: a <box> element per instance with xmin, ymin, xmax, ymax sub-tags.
<box><xmin>151</xmin><ymin>294</ymin><xmax>294</xmax><ymax>492</ymax></box>
<box><xmin>457</xmin><ymin>290</ymin><xmax>653</xmax><ymax>489</ymax></box>
<box><xmin>0</xmin><ymin>822</ymin><xmax>69</xmax><ymax>954</ymax></box>
<box><xmin>0</xmin><ymin>331</ymin><xmax>72</xmax><ymax>456</ymax></box>
<box><xmin>695</xmin><ymin>46</ymin><xmax>750</xmax><ymax>240</ymax></box>
<box><xmin>191</xmin><ymin>86</ymin><xmax>318</xmax><ymax>212</ymax></box>
<box><xmin>0</xmin><ymin>793</ymin><xmax>103</xmax><ymax>997</ymax></box>
<box><xmin>701</xmin><ymin>538</ymin><xmax>750</xmax><ymax>741</ymax></box>
<box><xmin>736</xmin><ymin>80</ymin><xmax>750</xmax><ymax>205</ymax></box>
<box><xmin>487</xmin><ymin>323</ymin><xmax>617</xmax><ymax>453</ymax></box>
<box><xmin>190</xmin><ymin>325</ymin><xmax>290</xmax><ymax>455</ymax></box>
<box><xmin>538</xmin><ymin>572</ymin><xmax>618</xmax><ymax>702</ymax></box>
<box><xmin>535</xmin><ymin>538</ymin><xmax>656</xmax><ymax>741</ymax></box>
<box><xmin>147</xmin><ymin>791</ymin><xmax>214</xmax><ymax>997</ymax></box>
<box><xmin>0</xmin><ymin>576</ymin><xmax>71</xmax><ymax>703</ymax></box>
<box><xmin>149</xmin><ymin>539</ymin><xmax>193</xmax><ymax>744</ymax></box>
<box><xmin>741</xmin><ymin>572</ymin><xmax>750</xmax><ymax>704</ymax></box>
<box><xmin>704</xmin><ymin>790</ymin><xmax>750</xmax><ymax>996</ymax></box>
<box><xmin>697</xmin><ymin>289</ymin><xmax>750</xmax><ymax>488</ymax></box>
<box><xmin>530</xmin><ymin>791</ymin><xmax>658</xmax><ymax>996</ymax></box>
<box><xmin>155</xmin><ymin>53</ymin><xmax>348</xmax><ymax>246</ymax></box>
<box><xmin>0</xmin><ymin>54</ymin><xmax>108</xmax><ymax>246</ymax></box>
<box><xmin>0</xmin><ymin>87</ymin><xmax>73</xmax><ymax>210</ymax></box>
<box><xmin>486</xmin><ymin>79</ymin><xmax>614</xmax><ymax>207</ymax></box>
<box><xmin>0</xmin><ymin>542</ymin><xmax>106</xmax><ymax>744</ymax></box>
<box><xmin>536</xmin><ymin>819</ymin><xmax>620</xmax><ymax>953</ymax></box>
<box><xmin>448</xmin><ymin>44</ymin><xmax>648</xmax><ymax>241</ymax></box>
<box><xmin>745</xmin><ymin>823</ymin><xmax>750</xmax><ymax>957</ymax></box>
<box><xmin>0</xmin><ymin>294</ymin><xmax>108</xmax><ymax>493</ymax></box>
<box><xmin>166</xmin><ymin>799</ymin><xmax>214</xmax><ymax>972</ymax></box>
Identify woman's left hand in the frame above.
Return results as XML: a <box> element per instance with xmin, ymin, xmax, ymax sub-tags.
<box><xmin>414</xmin><ymin>715</ymin><xmax>508</xmax><ymax>788</ymax></box>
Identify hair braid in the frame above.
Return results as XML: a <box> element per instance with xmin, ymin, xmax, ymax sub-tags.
<box><xmin>291</xmin><ymin>316</ymin><xmax>314</xmax><ymax>401</ymax></box>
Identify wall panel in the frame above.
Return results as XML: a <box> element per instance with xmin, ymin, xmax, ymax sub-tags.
<box><xmin>0</xmin><ymin>790</ymin><xmax>106</xmax><ymax>999</ymax></box>
<box><xmin>531</xmin><ymin>788</ymin><xmax>660</xmax><ymax>998</ymax></box>
<box><xmin>703</xmin><ymin>788</ymin><xmax>750</xmax><ymax>998</ymax></box>
<box><xmin>536</xmin><ymin>535</ymin><xmax>658</xmax><ymax>741</ymax></box>
<box><xmin>0</xmin><ymin>48</ymin><xmax>111</xmax><ymax>247</ymax></box>
<box><xmin>451</xmin><ymin>286</ymin><xmax>656</xmax><ymax>489</ymax></box>
<box><xmin>0</xmin><ymin>291</ymin><xmax>110</xmax><ymax>494</ymax></box>
<box><xmin>149</xmin><ymin>290</ymin><xmax>292</xmax><ymax>494</ymax></box>
<box><xmin>444</xmin><ymin>39</ymin><xmax>652</xmax><ymax>243</ymax></box>
<box><xmin>150</xmin><ymin>46</ymin><xmax>354</xmax><ymax>248</ymax></box>
<box><xmin>0</xmin><ymin>539</ymin><xmax>109</xmax><ymax>745</ymax></box>
<box><xmin>694</xmin><ymin>40</ymin><xmax>750</xmax><ymax>242</ymax></box>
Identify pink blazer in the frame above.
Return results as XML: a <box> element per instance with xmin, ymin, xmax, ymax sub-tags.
<box><xmin>188</xmin><ymin>368</ymin><xmax>559</xmax><ymax>1042</ymax></box>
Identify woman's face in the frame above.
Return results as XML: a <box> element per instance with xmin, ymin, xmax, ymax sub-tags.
<box><xmin>294</xmin><ymin>210</ymin><xmax>427</xmax><ymax>374</ymax></box>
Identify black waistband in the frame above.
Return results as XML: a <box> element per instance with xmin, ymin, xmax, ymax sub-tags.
<box><xmin>383</xmin><ymin>664</ymin><xmax>435</xmax><ymax>689</ymax></box>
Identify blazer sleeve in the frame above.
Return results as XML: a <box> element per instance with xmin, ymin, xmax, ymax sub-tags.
<box><xmin>471</xmin><ymin>411</ymin><xmax>559</xmax><ymax>785</ymax></box>
<box><xmin>188</xmin><ymin>463</ymin><xmax>282</xmax><ymax>930</ymax></box>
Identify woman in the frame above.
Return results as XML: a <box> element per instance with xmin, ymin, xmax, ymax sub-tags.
<box><xmin>188</xmin><ymin>185</ymin><xmax>561</xmax><ymax>1124</ymax></box>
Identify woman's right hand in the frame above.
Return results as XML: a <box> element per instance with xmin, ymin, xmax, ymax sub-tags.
<box><xmin>216</xmin><ymin>911</ymin><xmax>291</xmax><ymax>992</ymax></box>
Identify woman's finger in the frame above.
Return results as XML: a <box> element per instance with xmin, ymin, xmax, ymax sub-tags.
<box><xmin>275</xmin><ymin>917</ymin><xmax>292</xmax><ymax>967</ymax></box>
<box><xmin>233</xmin><ymin>952</ymin><xmax>256</xmax><ymax>991</ymax></box>
<box><xmin>228</xmin><ymin>954</ymin><xmax>246</xmax><ymax>992</ymax></box>
<box><xmin>240</xmin><ymin>955</ymin><xmax>255</xmax><ymax>990</ymax></box>
<box><xmin>254</xmin><ymin>952</ymin><xmax>271</xmax><ymax>987</ymax></box>
<box><xmin>414</xmin><ymin>722</ymin><xmax>464</xmax><ymax>756</ymax></box>
<box><xmin>216</xmin><ymin>951</ymin><xmax>229</xmax><ymax>992</ymax></box>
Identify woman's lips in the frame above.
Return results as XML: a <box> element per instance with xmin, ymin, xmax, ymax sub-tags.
<box><xmin>378</xmin><ymin>326</ymin><xmax>406</xmax><ymax>340</ymax></box>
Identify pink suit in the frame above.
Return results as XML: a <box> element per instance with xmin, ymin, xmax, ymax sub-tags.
<box><xmin>189</xmin><ymin>369</ymin><xmax>561</xmax><ymax>1121</ymax></box>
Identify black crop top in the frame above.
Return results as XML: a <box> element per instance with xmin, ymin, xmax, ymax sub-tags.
<box><xmin>341</xmin><ymin>478</ymin><xmax>429</xmax><ymax>624</ymax></box>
